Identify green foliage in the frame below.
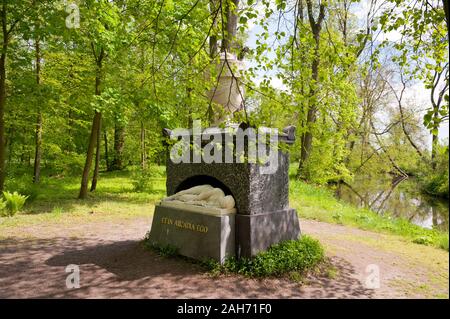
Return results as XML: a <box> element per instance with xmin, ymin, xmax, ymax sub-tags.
<box><xmin>130</xmin><ymin>166</ymin><xmax>161</xmax><ymax>192</ymax></box>
<box><xmin>0</xmin><ymin>199</ymin><xmax>6</xmax><ymax>214</ymax></box>
<box><xmin>1</xmin><ymin>191</ymin><xmax>28</xmax><ymax>217</ymax></box>
<box><xmin>332</xmin><ymin>212</ymin><xmax>343</xmax><ymax>224</ymax></box>
<box><xmin>247</xmin><ymin>0</ymin><xmax>360</xmax><ymax>183</ymax></box>
<box><xmin>0</xmin><ymin>0</ymin><xmax>446</xmax><ymax>270</ymax></box>
<box><xmin>203</xmin><ymin>236</ymin><xmax>325</xmax><ymax>278</ymax></box>
<box><xmin>378</xmin><ymin>0</ymin><xmax>449</xmax><ymax>140</ymax></box>
<box><xmin>48</xmin><ymin>152</ymin><xmax>86</xmax><ymax>177</ymax></box>
<box><xmin>17</xmin><ymin>183</ymin><xmax>41</xmax><ymax>203</ymax></box>
<box><xmin>438</xmin><ymin>234</ymin><xmax>449</xmax><ymax>251</ymax></box>
<box><xmin>417</xmin><ymin>144</ymin><xmax>449</xmax><ymax>198</ymax></box>
<box><xmin>144</xmin><ymin>235</ymin><xmax>325</xmax><ymax>279</ymax></box>
<box><xmin>325</xmin><ymin>265</ymin><xmax>339</xmax><ymax>280</ymax></box>
<box><xmin>412</xmin><ymin>236</ymin><xmax>434</xmax><ymax>246</ymax></box>
<box><xmin>51</xmin><ymin>206</ymin><xmax>63</xmax><ymax>215</ymax></box>
<box><xmin>421</xmin><ymin>172</ymin><xmax>449</xmax><ymax>199</ymax></box>
<box><xmin>1</xmin><ymin>0</ymin><xmax>446</xmax><ymax>203</ymax></box>
<box><xmin>143</xmin><ymin>234</ymin><xmax>179</xmax><ymax>257</ymax></box>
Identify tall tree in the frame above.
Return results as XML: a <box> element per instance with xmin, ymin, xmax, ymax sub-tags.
<box><xmin>111</xmin><ymin>121</ymin><xmax>125</xmax><ymax>170</ymax></box>
<box><xmin>0</xmin><ymin>0</ymin><xmax>9</xmax><ymax>191</ymax></box>
<box><xmin>298</xmin><ymin>0</ymin><xmax>326</xmax><ymax>175</ymax></box>
<box><xmin>78</xmin><ymin>0</ymin><xmax>123</xmax><ymax>198</ymax></box>
<box><xmin>86</xmin><ymin>46</ymin><xmax>104</xmax><ymax>193</ymax></box>
<box><xmin>0</xmin><ymin>0</ymin><xmax>34</xmax><ymax>191</ymax></box>
<box><xmin>33</xmin><ymin>37</ymin><xmax>42</xmax><ymax>183</ymax></box>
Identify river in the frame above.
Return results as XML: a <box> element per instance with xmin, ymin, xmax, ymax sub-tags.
<box><xmin>335</xmin><ymin>175</ymin><xmax>449</xmax><ymax>232</ymax></box>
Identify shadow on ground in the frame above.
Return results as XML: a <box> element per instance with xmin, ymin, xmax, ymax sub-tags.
<box><xmin>46</xmin><ymin>239</ymin><xmax>202</xmax><ymax>281</ymax></box>
<box><xmin>0</xmin><ymin>236</ymin><xmax>374</xmax><ymax>298</ymax></box>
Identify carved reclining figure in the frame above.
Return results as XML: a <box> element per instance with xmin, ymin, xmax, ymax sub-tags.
<box><xmin>163</xmin><ymin>184</ymin><xmax>235</xmax><ymax>210</ymax></box>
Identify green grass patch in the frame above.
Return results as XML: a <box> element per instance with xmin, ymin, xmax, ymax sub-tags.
<box><xmin>0</xmin><ymin>167</ymin><xmax>166</xmax><ymax>231</ymax></box>
<box><xmin>145</xmin><ymin>235</ymin><xmax>325</xmax><ymax>279</ymax></box>
<box><xmin>216</xmin><ymin>236</ymin><xmax>325</xmax><ymax>278</ymax></box>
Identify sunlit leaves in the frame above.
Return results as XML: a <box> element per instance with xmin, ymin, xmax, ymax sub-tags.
<box><xmin>378</xmin><ymin>0</ymin><xmax>448</xmax><ymax>138</ymax></box>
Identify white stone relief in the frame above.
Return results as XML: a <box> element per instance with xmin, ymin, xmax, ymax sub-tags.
<box><xmin>159</xmin><ymin>184</ymin><xmax>236</xmax><ymax>215</ymax></box>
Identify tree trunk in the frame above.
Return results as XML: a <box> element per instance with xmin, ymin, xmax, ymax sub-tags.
<box><xmin>221</xmin><ymin>0</ymin><xmax>239</xmax><ymax>52</ymax></box>
<box><xmin>209</xmin><ymin>0</ymin><xmax>219</xmax><ymax>57</ymax></box>
<box><xmin>66</xmin><ymin>107</ymin><xmax>73</xmax><ymax>152</ymax></box>
<box><xmin>20</xmin><ymin>143</ymin><xmax>25</xmax><ymax>164</ymax></box>
<box><xmin>297</xmin><ymin>1</ymin><xmax>325</xmax><ymax>178</ymax></box>
<box><xmin>33</xmin><ymin>113</ymin><xmax>42</xmax><ymax>183</ymax></box>
<box><xmin>299</xmin><ymin>101</ymin><xmax>317</xmax><ymax>172</ymax></box>
<box><xmin>6</xmin><ymin>122</ymin><xmax>12</xmax><ymax>164</ymax></box>
<box><xmin>431</xmin><ymin>118</ymin><xmax>439</xmax><ymax>170</ymax></box>
<box><xmin>0</xmin><ymin>56</ymin><xmax>6</xmax><ymax>192</ymax></box>
<box><xmin>79</xmin><ymin>46</ymin><xmax>104</xmax><ymax>199</ymax></box>
<box><xmin>104</xmin><ymin>129</ymin><xmax>111</xmax><ymax>171</ymax></box>
<box><xmin>90</xmin><ymin>117</ymin><xmax>101</xmax><ymax>191</ymax></box>
<box><xmin>0</xmin><ymin>2</ymin><xmax>8</xmax><ymax>192</ymax></box>
<box><xmin>79</xmin><ymin>112</ymin><xmax>102</xmax><ymax>199</ymax></box>
<box><xmin>140</xmin><ymin>121</ymin><xmax>146</xmax><ymax>170</ymax></box>
<box><xmin>33</xmin><ymin>38</ymin><xmax>42</xmax><ymax>183</ymax></box>
<box><xmin>111</xmin><ymin>123</ymin><xmax>125</xmax><ymax>170</ymax></box>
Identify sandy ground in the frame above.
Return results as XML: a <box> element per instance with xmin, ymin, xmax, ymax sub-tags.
<box><xmin>0</xmin><ymin>215</ymin><xmax>448</xmax><ymax>298</ymax></box>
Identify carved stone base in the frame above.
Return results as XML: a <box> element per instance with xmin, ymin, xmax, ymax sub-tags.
<box><xmin>236</xmin><ymin>209</ymin><xmax>301</xmax><ymax>258</ymax></box>
<box><xmin>148</xmin><ymin>205</ymin><xmax>235</xmax><ymax>263</ymax></box>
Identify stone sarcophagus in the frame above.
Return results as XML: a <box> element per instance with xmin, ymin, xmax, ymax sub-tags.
<box><xmin>149</xmin><ymin>205</ymin><xmax>236</xmax><ymax>262</ymax></box>
<box><xmin>147</xmin><ymin>124</ymin><xmax>301</xmax><ymax>261</ymax></box>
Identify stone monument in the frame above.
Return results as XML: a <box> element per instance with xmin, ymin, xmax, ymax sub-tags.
<box><xmin>147</xmin><ymin>50</ymin><xmax>301</xmax><ymax>263</ymax></box>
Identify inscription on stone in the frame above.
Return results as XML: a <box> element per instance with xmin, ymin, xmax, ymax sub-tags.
<box><xmin>148</xmin><ymin>205</ymin><xmax>235</xmax><ymax>263</ymax></box>
<box><xmin>161</xmin><ymin>217</ymin><xmax>209</xmax><ymax>233</ymax></box>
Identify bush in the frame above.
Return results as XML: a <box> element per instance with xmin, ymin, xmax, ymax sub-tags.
<box><xmin>17</xmin><ymin>183</ymin><xmax>41</xmax><ymax>203</ymax></box>
<box><xmin>224</xmin><ymin>236</ymin><xmax>325</xmax><ymax>277</ymax></box>
<box><xmin>205</xmin><ymin>236</ymin><xmax>324</xmax><ymax>278</ymax></box>
<box><xmin>421</xmin><ymin>172</ymin><xmax>449</xmax><ymax>199</ymax></box>
<box><xmin>1</xmin><ymin>191</ymin><xmax>28</xmax><ymax>217</ymax></box>
<box><xmin>131</xmin><ymin>167</ymin><xmax>159</xmax><ymax>192</ymax></box>
<box><xmin>43</xmin><ymin>148</ymin><xmax>86</xmax><ymax>176</ymax></box>
<box><xmin>412</xmin><ymin>235</ymin><xmax>434</xmax><ymax>246</ymax></box>
<box><xmin>418</xmin><ymin>144</ymin><xmax>449</xmax><ymax>199</ymax></box>
<box><xmin>143</xmin><ymin>234</ymin><xmax>325</xmax><ymax>278</ymax></box>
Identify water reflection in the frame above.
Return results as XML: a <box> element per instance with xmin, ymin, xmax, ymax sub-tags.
<box><xmin>335</xmin><ymin>175</ymin><xmax>449</xmax><ymax>231</ymax></box>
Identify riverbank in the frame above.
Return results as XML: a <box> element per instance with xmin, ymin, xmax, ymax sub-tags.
<box><xmin>290</xmin><ymin>179</ymin><xmax>449</xmax><ymax>251</ymax></box>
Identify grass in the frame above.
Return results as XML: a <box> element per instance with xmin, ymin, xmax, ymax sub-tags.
<box><xmin>145</xmin><ymin>235</ymin><xmax>325</xmax><ymax>278</ymax></box>
<box><xmin>1</xmin><ymin>165</ymin><xmax>448</xmax><ymax>251</ymax></box>
<box><xmin>0</xmin><ymin>167</ymin><xmax>166</xmax><ymax>232</ymax></box>
<box><xmin>389</xmin><ymin>278</ymin><xmax>448</xmax><ymax>299</ymax></box>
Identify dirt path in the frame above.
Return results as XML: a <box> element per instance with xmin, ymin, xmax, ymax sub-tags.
<box><xmin>0</xmin><ymin>215</ymin><xmax>448</xmax><ymax>298</ymax></box>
